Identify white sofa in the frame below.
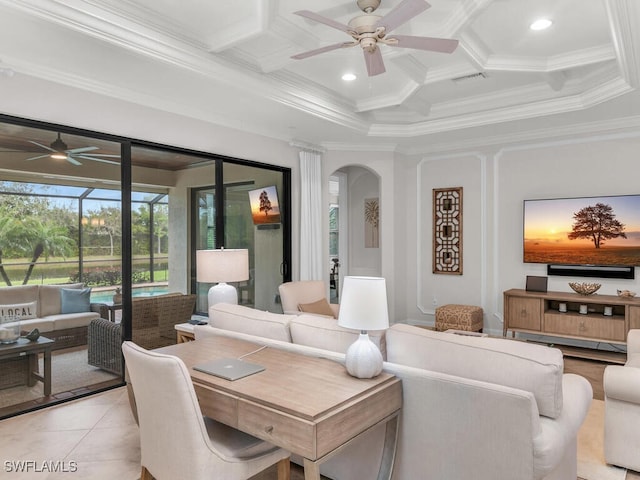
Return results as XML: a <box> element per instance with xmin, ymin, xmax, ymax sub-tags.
<box><xmin>603</xmin><ymin>329</ymin><xmax>640</xmax><ymax>471</ymax></box>
<box><xmin>191</xmin><ymin>303</ymin><xmax>592</xmax><ymax>480</ymax></box>
<box><xmin>0</xmin><ymin>283</ymin><xmax>102</xmax><ymax>350</ymax></box>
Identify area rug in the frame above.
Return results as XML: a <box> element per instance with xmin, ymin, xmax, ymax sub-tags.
<box><xmin>0</xmin><ymin>346</ymin><xmax>119</xmax><ymax>408</ymax></box>
<box><xmin>577</xmin><ymin>399</ymin><xmax>627</xmax><ymax>480</ymax></box>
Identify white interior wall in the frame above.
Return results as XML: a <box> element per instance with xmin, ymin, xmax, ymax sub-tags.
<box><xmin>400</xmin><ymin>131</ymin><xmax>640</xmax><ymax>338</ymax></box>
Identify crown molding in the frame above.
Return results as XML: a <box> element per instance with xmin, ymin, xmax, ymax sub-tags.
<box><xmin>398</xmin><ymin>114</ymin><xmax>640</xmax><ymax>156</ymax></box>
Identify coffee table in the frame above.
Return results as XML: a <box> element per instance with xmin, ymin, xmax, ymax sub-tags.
<box><xmin>0</xmin><ymin>336</ymin><xmax>54</xmax><ymax>396</ymax></box>
<box><xmin>156</xmin><ymin>336</ymin><xmax>402</xmax><ymax>480</ymax></box>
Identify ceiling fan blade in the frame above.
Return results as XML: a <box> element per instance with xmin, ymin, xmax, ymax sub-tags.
<box><xmin>68</xmin><ymin>146</ymin><xmax>98</xmax><ymax>154</ymax></box>
<box><xmin>25</xmin><ymin>154</ymin><xmax>50</xmax><ymax>161</ymax></box>
<box><xmin>73</xmin><ymin>155</ymin><xmax>120</xmax><ymax>165</ymax></box>
<box><xmin>364</xmin><ymin>47</ymin><xmax>386</xmax><ymax>76</ymax></box>
<box><xmin>292</xmin><ymin>42</ymin><xmax>356</xmax><ymax>60</ymax></box>
<box><xmin>294</xmin><ymin>10</ymin><xmax>354</xmax><ymax>33</ymax></box>
<box><xmin>81</xmin><ymin>153</ymin><xmax>121</xmax><ymax>158</ymax></box>
<box><xmin>376</xmin><ymin>0</ymin><xmax>430</xmax><ymax>33</ymax></box>
<box><xmin>66</xmin><ymin>156</ymin><xmax>82</xmax><ymax>166</ymax></box>
<box><xmin>388</xmin><ymin>35</ymin><xmax>458</xmax><ymax>53</ymax></box>
<box><xmin>28</xmin><ymin>140</ymin><xmax>55</xmax><ymax>152</ymax></box>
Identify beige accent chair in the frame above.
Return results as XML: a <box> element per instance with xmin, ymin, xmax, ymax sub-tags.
<box><xmin>122</xmin><ymin>341</ymin><xmax>290</xmax><ymax>480</ymax></box>
<box><xmin>603</xmin><ymin>329</ymin><xmax>640</xmax><ymax>471</ymax></box>
<box><xmin>278</xmin><ymin>280</ymin><xmax>339</xmax><ymax>317</ymax></box>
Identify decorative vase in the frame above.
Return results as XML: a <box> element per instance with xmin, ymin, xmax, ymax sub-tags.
<box><xmin>113</xmin><ymin>288</ymin><xmax>122</xmax><ymax>304</ymax></box>
<box><xmin>0</xmin><ymin>316</ymin><xmax>21</xmax><ymax>344</ymax></box>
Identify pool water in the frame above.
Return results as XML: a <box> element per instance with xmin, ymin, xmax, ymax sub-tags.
<box><xmin>90</xmin><ymin>285</ymin><xmax>169</xmax><ymax>303</ymax></box>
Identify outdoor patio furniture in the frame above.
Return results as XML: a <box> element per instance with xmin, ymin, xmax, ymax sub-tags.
<box><xmin>87</xmin><ymin>293</ymin><xmax>196</xmax><ymax>375</ymax></box>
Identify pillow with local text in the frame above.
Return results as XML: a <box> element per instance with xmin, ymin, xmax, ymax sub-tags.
<box><xmin>0</xmin><ymin>301</ymin><xmax>38</xmax><ymax>319</ymax></box>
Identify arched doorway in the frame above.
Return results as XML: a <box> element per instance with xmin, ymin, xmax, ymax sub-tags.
<box><xmin>329</xmin><ymin>165</ymin><xmax>381</xmax><ymax>302</ymax></box>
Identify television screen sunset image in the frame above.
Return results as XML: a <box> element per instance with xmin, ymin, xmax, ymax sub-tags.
<box><xmin>248</xmin><ymin>186</ymin><xmax>281</xmax><ymax>225</ymax></box>
<box><xmin>523</xmin><ymin>195</ymin><xmax>640</xmax><ymax>266</ymax></box>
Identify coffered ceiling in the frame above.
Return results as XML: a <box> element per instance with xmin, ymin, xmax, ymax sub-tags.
<box><xmin>0</xmin><ymin>0</ymin><xmax>638</xmax><ymax>154</ymax></box>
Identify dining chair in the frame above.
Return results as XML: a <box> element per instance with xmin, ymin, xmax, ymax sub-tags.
<box><xmin>122</xmin><ymin>341</ymin><xmax>290</xmax><ymax>480</ymax></box>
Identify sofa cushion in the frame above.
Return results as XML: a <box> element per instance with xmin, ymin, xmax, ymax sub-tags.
<box><xmin>39</xmin><ymin>283</ymin><xmax>84</xmax><ymax>317</ymax></box>
<box><xmin>290</xmin><ymin>314</ymin><xmax>387</xmax><ymax>359</ymax></box>
<box><xmin>60</xmin><ymin>287</ymin><xmax>91</xmax><ymax>314</ymax></box>
<box><xmin>298</xmin><ymin>298</ymin><xmax>336</xmax><ymax>318</ymax></box>
<box><xmin>386</xmin><ymin>324</ymin><xmax>564</xmax><ymax>418</ymax></box>
<box><xmin>50</xmin><ymin>311</ymin><xmax>100</xmax><ymax>329</ymax></box>
<box><xmin>0</xmin><ymin>285</ymin><xmax>39</xmax><ymax>308</ymax></box>
<box><xmin>208</xmin><ymin>303</ymin><xmax>295</xmax><ymax>342</ymax></box>
<box><xmin>0</xmin><ymin>301</ymin><xmax>38</xmax><ymax>319</ymax></box>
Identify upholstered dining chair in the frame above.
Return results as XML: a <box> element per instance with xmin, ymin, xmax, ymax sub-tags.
<box><xmin>122</xmin><ymin>341</ymin><xmax>290</xmax><ymax>480</ymax></box>
<box><xmin>278</xmin><ymin>280</ymin><xmax>339</xmax><ymax>317</ymax></box>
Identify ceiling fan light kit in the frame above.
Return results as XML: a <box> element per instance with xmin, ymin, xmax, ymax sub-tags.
<box><xmin>292</xmin><ymin>0</ymin><xmax>458</xmax><ymax>76</ymax></box>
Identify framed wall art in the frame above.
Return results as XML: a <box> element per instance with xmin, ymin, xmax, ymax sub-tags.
<box><xmin>433</xmin><ymin>187</ymin><xmax>462</xmax><ymax>274</ymax></box>
<box><xmin>364</xmin><ymin>197</ymin><xmax>379</xmax><ymax>248</ymax></box>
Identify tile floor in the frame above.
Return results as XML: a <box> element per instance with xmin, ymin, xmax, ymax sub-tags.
<box><xmin>0</xmin><ymin>387</ymin><xmax>141</xmax><ymax>480</ymax></box>
<box><xmin>0</xmin><ymin>387</ymin><xmax>307</xmax><ymax>480</ymax></box>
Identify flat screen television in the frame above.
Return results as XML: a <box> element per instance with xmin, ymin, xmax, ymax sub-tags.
<box><xmin>248</xmin><ymin>185</ymin><xmax>281</xmax><ymax>225</ymax></box>
<box><xmin>523</xmin><ymin>194</ymin><xmax>640</xmax><ymax>268</ymax></box>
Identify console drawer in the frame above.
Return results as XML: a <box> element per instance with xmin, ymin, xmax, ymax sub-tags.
<box><xmin>238</xmin><ymin>399</ymin><xmax>316</xmax><ymax>459</ymax></box>
<box><xmin>545</xmin><ymin>313</ymin><xmax>625</xmax><ymax>342</ymax></box>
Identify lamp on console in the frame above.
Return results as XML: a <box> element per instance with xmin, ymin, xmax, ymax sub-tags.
<box><xmin>196</xmin><ymin>248</ymin><xmax>249</xmax><ymax>308</ymax></box>
<box><xmin>337</xmin><ymin>276</ymin><xmax>389</xmax><ymax>379</ymax></box>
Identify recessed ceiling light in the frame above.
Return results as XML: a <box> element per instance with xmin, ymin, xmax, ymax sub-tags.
<box><xmin>342</xmin><ymin>73</ymin><xmax>357</xmax><ymax>81</ymax></box>
<box><xmin>530</xmin><ymin>18</ymin><xmax>552</xmax><ymax>31</ymax></box>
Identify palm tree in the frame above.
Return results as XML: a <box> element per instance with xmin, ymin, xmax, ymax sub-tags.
<box><xmin>0</xmin><ymin>217</ymin><xmax>17</xmax><ymax>286</ymax></box>
<box><xmin>18</xmin><ymin>219</ymin><xmax>75</xmax><ymax>285</ymax></box>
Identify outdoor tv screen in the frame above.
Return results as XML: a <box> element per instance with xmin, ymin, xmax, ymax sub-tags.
<box><xmin>248</xmin><ymin>185</ymin><xmax>281</xmax><ymax>225</ymax></box>
<box><xmin>523</xmin><ymin>194</ymin><xmax>640</xmax><ymax>267</ymax></box>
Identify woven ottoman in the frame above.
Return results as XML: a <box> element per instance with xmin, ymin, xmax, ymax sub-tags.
<box><xmin>435</xmin><ymin>304</ymin><xmax>483</xmax><ymax>332</ymax></box>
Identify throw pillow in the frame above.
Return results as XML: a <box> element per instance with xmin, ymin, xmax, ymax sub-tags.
<box><xmin>298</xmin><ymin>298</ymin><xmax>335</xmax><ymax>318</ymax></box>
<box><xmin>0</xmin><ymin>301</ymin><xmax>38</xmax><ymax>319</ymax></box>
<box><xmin>60</xmin><ymin>287</ymin><xmax>91</xmax><ymax>314</ymax></box>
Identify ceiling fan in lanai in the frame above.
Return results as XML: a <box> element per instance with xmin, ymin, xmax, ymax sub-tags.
<box><xmin>291</xmin><ymin>0</ymin><xmax>459</xmax><ymax>76</ymax></box>
<box><xmin>25</xmin><ymin>132</ymin><xmax>120</xmax><ymax>166</ymax></box>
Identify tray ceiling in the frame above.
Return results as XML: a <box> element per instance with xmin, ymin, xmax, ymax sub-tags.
<box><xmin>0</xmin><ymin>0</ymin><xmax>638</xmax><ymax>153</ymax></box>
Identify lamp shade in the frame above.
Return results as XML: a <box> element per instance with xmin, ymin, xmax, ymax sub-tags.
<box><xmin>196</xmin><ymin>249</ymin><xmax>249</xmax><ymax>283</ymax></box>
<box><xmin>338</xmin><ymin>276</ymin><xmax>389</xmax><ymax>331</ymax></box>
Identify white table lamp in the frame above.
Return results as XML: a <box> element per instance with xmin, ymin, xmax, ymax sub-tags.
<box><xmin>196</xmin><ymin>249</ymin><xmax>249</xmax><ymax>308</ymax></box>
<box><xmin>338</xmin><ymin>276</ymin><xmax>389</xmax><ymax>379</ymax></box>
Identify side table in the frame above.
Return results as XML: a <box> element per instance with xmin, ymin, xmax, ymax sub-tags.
<box><xmin>175</xmin><ymin>322</ymin><xmax>195</xmax><ymax>343</ymax></box>
<box><xmin>0</xmin><ymin>336</ymin><xmax>54</xmax><ymax>395</ymax></box>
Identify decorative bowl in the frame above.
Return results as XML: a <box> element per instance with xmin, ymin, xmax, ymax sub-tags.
<box><xmin>568</xmin><ymin>282</ymin><xmax>601</xmax><ymax>295</ymax></box>
<box><xmin>617</xmin><ymin>289</ymin><xmax>637</xmax><ymax>298</ymax></box>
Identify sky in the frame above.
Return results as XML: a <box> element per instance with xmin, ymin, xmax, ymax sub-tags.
<box><xmin>524</xmin><ymin>195</ymin><xmax>640</xmax><ymax>247</ymax></box>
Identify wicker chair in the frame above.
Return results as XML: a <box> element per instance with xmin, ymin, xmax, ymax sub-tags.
<box><xmin>88</xmin><ymin>293</ymin><xmax>196</xmax><ymax>375</ymax></box>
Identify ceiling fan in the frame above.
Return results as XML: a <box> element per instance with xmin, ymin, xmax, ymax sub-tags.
<box><xmin>291</xmin><ymin>0</ymin><xmax>459</xmax><ymax>76</ymax></box>
<box><xmin>25</xmin><ymin>132</ymin><xmax>120</xmax><ymax>166</ymax></box>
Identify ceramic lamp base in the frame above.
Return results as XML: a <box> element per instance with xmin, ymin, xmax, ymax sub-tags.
<box><xmin>344</xmin><ymin>332</ymin><xmax>383</xmax><ymax>379</ymax></box>
<box><xmin>208</xmin><ymin>282</ymin><xmax>238</xmax><ymax>308</ymax></box>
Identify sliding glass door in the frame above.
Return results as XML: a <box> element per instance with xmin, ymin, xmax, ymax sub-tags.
<box><xmin>192</xmin><ymin>162</ymin><xmax>290</xmax><ymax>314</ymax></box>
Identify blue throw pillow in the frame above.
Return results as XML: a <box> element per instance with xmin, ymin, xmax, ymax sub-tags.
<box><xmin>60</xmin><ymin>287</ymin><xmax>91</xmax><ymax>314</ymax></box>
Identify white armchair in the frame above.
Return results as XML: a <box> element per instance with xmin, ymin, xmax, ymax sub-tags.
<box><xmin>278</xmin><ymin>280</ymin><xmax>339</xmax><ymax>317</ymax></box>
<box><xmin>603</xmin><ymin>329</ymin><xmax>640</xmax><ymax>471</ymax></box>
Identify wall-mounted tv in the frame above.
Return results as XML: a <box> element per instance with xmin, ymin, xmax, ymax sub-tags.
<box><xmin>248</xmin><ymin>185</ymin><xmax>281</xmax><ymax>225</ymax></box>
<box><xmin>523</xmin><ymin>194</ymin><xmax>640</xmax><ymax>271</ymax></box>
